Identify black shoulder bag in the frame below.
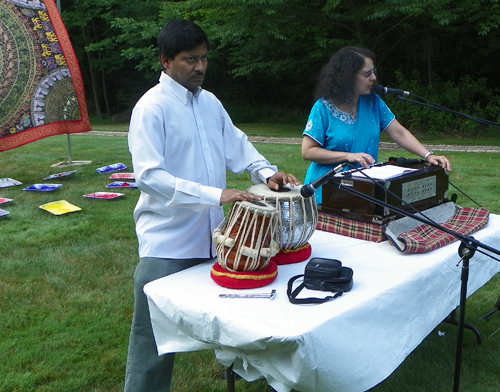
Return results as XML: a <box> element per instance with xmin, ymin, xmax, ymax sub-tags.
<box><xmin>287</xmin><ymin>258</ymin><xmax>353</xmax><ymax>304</ymax></box>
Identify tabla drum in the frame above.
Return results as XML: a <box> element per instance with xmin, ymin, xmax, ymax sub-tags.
<box><xmin>247</xmin><ymin>184</ymin><xmax>318</xmax><ymax>251</ymax></box>
<box><xmin>213</xmin><ymin>200</ymin><xmax>279</xmax><ymax>272</ymax></box>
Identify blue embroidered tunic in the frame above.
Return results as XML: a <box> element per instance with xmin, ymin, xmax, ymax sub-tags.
<box><xmin>303</xmin><ymin>94</ymin><xmax>395</xmax><ymax>204</ymax></box>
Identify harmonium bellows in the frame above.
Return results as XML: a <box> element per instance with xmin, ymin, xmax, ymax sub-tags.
<box><xmin>320</xmin><ymin>164</ymin><xmax>449</xmax><ymax>224</ymax></box>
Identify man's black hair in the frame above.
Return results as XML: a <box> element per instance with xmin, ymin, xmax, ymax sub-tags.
<box><xmin>158</xmin><ymin>20</ymin><xmax>210</xmax><ymax>59</ymax></box>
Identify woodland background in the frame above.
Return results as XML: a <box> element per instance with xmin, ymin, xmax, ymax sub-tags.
<box><xmin>60</xmin><ymin>0</ymin><xmax>500</xmax><ymax>136</ymax></box>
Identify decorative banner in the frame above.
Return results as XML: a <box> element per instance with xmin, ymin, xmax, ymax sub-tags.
<box><xmin>0</xmin><ymin>0</ymin><xmax>90</xmax><ymax>152</ymax></box>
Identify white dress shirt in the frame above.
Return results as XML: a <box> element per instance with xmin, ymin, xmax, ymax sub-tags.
<box><xmin>128</xmin><ymin>72</ymin><xmax>277</xmax><ymax>259</ymax></box>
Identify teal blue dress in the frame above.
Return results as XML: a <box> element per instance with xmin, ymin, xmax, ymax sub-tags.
<box><xmin>303</xmin><ymin>94</ymin><xmax>395</xmax><ymax>204</ymax></box>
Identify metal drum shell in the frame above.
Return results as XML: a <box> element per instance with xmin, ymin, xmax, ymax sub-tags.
<box><xmin>247</xmin><ymin>184</ymin><xmax>318</xmax><ymax>250</ymax></box>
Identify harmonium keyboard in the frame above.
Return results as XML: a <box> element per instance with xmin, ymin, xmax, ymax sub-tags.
<box><xmin>320</xmin><ymin>163</ymin><xmax>449</xmax><ymax>224</ymax></box>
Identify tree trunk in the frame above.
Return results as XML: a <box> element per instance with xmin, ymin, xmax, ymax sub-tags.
<box><xmin>81</xmin><ymin>27</ymin><xmax>102</xmax><ymax>117</ymax></box>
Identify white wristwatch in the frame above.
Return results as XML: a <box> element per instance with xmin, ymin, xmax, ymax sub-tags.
<box><xmin>424</xmin><ymin>151</ymin><xmax>434</xmax><ymax>161</ymax></box>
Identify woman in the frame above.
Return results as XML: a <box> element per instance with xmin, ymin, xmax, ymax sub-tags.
<box><xmin>302</xmin><ymin>46</ymin><xmax>451</xmax><ymax>204</ymax></box>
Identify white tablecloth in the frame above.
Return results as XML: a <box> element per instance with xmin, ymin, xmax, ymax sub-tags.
<box><xmin>144</xmin><ymin>214</ymin><xmax>500</xmax><ymax>392</ymax></box>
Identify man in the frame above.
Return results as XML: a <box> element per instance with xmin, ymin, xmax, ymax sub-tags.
<box><xmin>125</xmin><ymin>19</ymin><xmax>299</xmax><ymax>392</ymax></box>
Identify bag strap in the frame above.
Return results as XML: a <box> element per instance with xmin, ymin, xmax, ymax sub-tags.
<box><xmin>287</xmin><ymin>274</ymin><xmax>343</xmax><ymax>304</ymax></box>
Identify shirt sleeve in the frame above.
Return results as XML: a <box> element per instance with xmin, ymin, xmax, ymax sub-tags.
<box><xmin>375</xmin><ymin>95</ymin><xmax>396</xmax><ymax>131</ymax></box>
<box><xmin>302</xmin><ymin>99</ymin><xmax>328</xmax><ymax>146</ymax></box>
<box><xmin>219</xmin><ymin>105</ymin><xmax>278</xmax><ymax>184</ymax></box>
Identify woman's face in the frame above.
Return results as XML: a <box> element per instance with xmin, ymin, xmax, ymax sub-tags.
<box><xmin>354</xmin><ymin>56</ymin><xmax>376</xmax><ymax>97</ymax></box>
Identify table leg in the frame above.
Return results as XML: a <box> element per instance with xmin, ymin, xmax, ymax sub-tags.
<box><xmin>479</xmin><ymin>295</ymin><xmax>500</xmax><ymax>320</ymax></box>
<box><xmin>444</xmin><ymin>308</ymin><xmax>482</xmax><ymax>344</ymax></box>
<box><xmin>225</xmin><ymin>364</ymin><xmax>236</xmax><ymax>392</ymax></box>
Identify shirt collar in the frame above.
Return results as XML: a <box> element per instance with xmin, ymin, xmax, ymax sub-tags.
<box><xmin>160</xmin><ymin>72</ymin><xmax>202</xmax><ymax>104</ymax></box>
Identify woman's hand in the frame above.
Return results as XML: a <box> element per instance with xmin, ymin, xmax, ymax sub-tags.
<box><xmin>427</xmin><ymin>154</ymin><xmax>451</xmax><ymax>171</ymax></box>
<box><xmin>345</xmin><ymin>152</ymin><xmax>375</xmax><ymax>169</ymax></box>
<box><xmin>386</xmin><ymin>120</ymin><xmax>451</xmax><ymax>171</ymax></box>
<box><xmin>302</xmin><ymin>136</ymin><xmax>373</xmax><ymax>167</ymax></box>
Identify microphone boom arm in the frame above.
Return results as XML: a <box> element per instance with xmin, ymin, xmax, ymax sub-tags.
<box><xmin>395</xmin><ymin>94</ymin><xmax>500</xmax><ymax>129</ymax></box>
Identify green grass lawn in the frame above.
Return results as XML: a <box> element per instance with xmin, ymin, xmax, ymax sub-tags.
<box><xmin>1</xmin><ymin>131</ymin><xmax>500</xmax><ymax>392</ymax></box>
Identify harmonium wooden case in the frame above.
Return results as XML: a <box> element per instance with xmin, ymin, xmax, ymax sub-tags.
<box><xmin>320</xmin><ymin>163</ymin><xmax>449</xmax><ymax>224</ymax></box>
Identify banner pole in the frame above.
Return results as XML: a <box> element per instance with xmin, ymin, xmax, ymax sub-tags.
<box><xmin>49</xmin><ymin>0</ymin><xmax>92</xmax><ymax>168</ymax></box>
<box><xmin>59</xmin><ymin>0</ymin><xmax>72</xmax><ymax>165</ymax></box>
<box><xmin>66</xmin><ymin>134</ymin><xmax>73</xmax><ymax>165</ymax></box>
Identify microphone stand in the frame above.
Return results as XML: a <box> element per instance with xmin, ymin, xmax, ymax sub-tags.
<box><xmin>325</xmin><ymin>179</ymin><xmax>500</xmax><ymax>392</ymax></box>
<box><xmin>394</xmin><ymin>94</ymin><xmax>500</xmax><ymax>129</ymax></box>
<box><xmin>392</xmin><ymin>90</ymin><xmax>500</xmax><ymax>389</ymax></box>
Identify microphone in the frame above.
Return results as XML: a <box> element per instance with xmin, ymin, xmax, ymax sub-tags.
<box><xmin>300</xmin><ymin>163</ymin><xmax>346</xmax><ymax>198</ymax></box>
<box><xmin>373</xmin><ymin>85</ymin><xmax>410</xmax><ymax>96</ymax></box>
<box><xmin>395</xmin><ymin>157</ymin><xmax>423</xmax><ymax>166</ymax></box>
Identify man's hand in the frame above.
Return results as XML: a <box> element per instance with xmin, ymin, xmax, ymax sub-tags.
<box><xmin>219</xmin><ymin>172</ymin><xmax>300</xmax><ymax>205</ymax></box>
<box><xmin>267</xmin><ymin>172</ymin><xmax>300</xmax><ymax>191</ymax></box>
<box><xmin>220</xmin><ymin>189</ymin><xmax>261</xmax><ymax>205</ymax></box>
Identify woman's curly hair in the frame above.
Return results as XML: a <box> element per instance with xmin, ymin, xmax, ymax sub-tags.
<box><xmin>314</xmin><ymin>46</ymin><xmax>375</xmax><ymax>107</ymax></box>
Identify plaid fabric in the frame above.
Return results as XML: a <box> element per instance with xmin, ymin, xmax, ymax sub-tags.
<box><xmin>317</xmin><ymin>212</ymin><xmax>387</xmax><ymax>243</ymax></box>
<box><xmin>396</xmin><ymin>207</ymin><xmax>490</xmax><ymax>254</ymax></box>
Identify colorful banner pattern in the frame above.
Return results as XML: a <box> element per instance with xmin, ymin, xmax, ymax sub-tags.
<box><xmin>0</xmin><ymin>0</ymin><xmax>90</xmax><ymax>152</ymax></box>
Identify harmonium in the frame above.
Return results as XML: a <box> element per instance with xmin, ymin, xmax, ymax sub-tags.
<box><xmin>320</xmin><ymin>163</ymin><xmax>449</xmax><ymax>225</ymax></box>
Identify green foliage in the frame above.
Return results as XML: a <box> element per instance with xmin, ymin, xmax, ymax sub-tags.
<box><xmin>60</xmin><ymin>0</ymin><xmax>160</xmax><ymax>114</ymax></box>
<box><xmin>60</xmin><ymin>0</ymin><xmax>500</xmax><ymax>132</ymax></box>
<box><xmin>383</xmin><ymin>71</ymin><xmax>500</xmax><ymax>137</ymax></box>
<box><xmin>153</xmin><ymin>0</ymin><xmax>347</xmax><ymax>107</ymax></box>
<box><xmin>224</xmin><ymin>104</ymin><xmax>308</xmax><ymax>124</ymax></box>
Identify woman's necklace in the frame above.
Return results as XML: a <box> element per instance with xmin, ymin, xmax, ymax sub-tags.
<box><xmin>338</xmin><ymin>103</ymin><xmax>357</xmax><ymax>120</ymax></box>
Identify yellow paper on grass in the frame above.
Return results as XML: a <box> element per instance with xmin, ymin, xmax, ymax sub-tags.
<box><xmin>39</xmin><ymin>200</ymin><xmax>81</xmax><ymax>215</ymax></box>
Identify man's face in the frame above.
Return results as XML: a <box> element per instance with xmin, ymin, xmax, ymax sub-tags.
<box><xmin>161</xmin><ymin>43</ymin><xmax>208</xmax><ymax>93</ymax></box>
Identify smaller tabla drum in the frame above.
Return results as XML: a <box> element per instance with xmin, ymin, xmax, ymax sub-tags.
<box><xmin>247</xmin><ymin>184</ymin><xmax>318</xmax><ymax>251</ymax></box>
<box><xmin>213</xmin><ymin>200</ymin><xmax>279</xmax><ymax>272</ymax></box>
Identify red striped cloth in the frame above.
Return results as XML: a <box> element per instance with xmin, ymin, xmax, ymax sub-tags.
<box><xmin>395</xmin><ymin>207</ymin><xmax>490</xmax><ymax>253</ymax></box>
<box><xmin>316</xmin><ymin>212</ymin><xmax>386</xmax><ymax>243</ymax></box>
